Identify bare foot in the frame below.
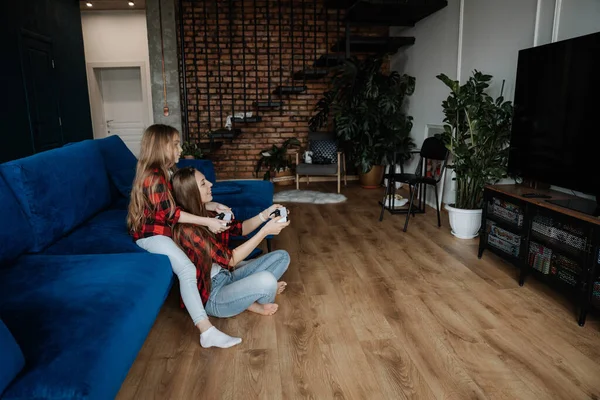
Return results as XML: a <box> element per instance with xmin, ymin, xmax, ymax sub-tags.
<box><xmin>247</xmin><ymin>302</ymin><xmax>279</xmax><ymax>316</ymax></box>
<box><xmin>277</xmin><ymin>281</ymin><xmax>287</xmax><ymax>294</ymax></box>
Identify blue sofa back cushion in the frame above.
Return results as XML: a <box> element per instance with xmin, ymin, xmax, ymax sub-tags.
<box><xmin>0</xmin><ymin>319</ymin><xmax>25</xmax><ymax>396</ymax></box>
<box><xmin>42</xmin><ymin>209</ymin><xmax>144</xmax><ymax>256</ymax></box>
<box><xmin>0</xmin><ymin>176</ymin><xmax>34</xmax><ymax>265</ymax></box>
<box><xmin>95</xmin><ymin>135</ymin><xmax>138</xmax><ymax>198</ymax></box>
<box><xmin>0</xmin><ymin>140</ymin><xmax>112</xmax><ymax>252</ymax></box>
<box><xmin>177</xmin><ymin>159</ymin><xmax>216</xmax><ymax>183</ymax></box>
<box><xmin>0</xmin><ymin>253</ymin><xmax>173</xmax><ymax>400</ymax></box>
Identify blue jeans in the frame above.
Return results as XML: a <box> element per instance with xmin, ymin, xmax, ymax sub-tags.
<box><xmin>205</xmin><ymin>250</ymin><xmax>290</xmax><ymax>318</ymax></box>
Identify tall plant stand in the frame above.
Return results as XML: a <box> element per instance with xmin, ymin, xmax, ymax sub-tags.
<box><xmin>379</xmin><ymin>149</ymin><xmax>427</xmax><ymax>216</ymax></box>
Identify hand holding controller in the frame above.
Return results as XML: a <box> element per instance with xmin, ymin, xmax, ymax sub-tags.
<box><xmin>216</xmin><ymin>212</ymin><xmax>233</xmax><ymax>223</ymax></box>
<box><xmin>269</xmin><ymin>207</ymin><xmax>288</xmax><ymax>223</ymax></box>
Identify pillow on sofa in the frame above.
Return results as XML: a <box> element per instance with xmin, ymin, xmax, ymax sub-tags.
<box><xmin>95</xmin><ymin>135</ymin><xmax>138</xmax><ymax>198</ymax></box>
<box><xmin>0</xmin><ymin>319</ymin><xmax>25</xmax><ymax>395</ymax></box>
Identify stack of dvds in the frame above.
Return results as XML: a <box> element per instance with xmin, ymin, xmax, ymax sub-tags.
<box><xmin>487</xmin><ymin>220</ymin><xmax>521</xmax><ymax>257</ymax></box>
<box><xmin>549</xmin><ymin>253</ymin><xmax>580</xmax><ymax>287</ymax></box>
<box><xmin>488</xmin><ymin>198</ymin><xmax>524</xmax><ymax>227</ymax></box>
<box><xmin>528</xmin><ymin>242</ymin><xmax>552</xmax><ymax>274</ymax></box>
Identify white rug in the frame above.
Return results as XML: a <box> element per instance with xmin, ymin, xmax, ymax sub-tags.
<box><xmin>273</xmin><ymin>190</ymin><xmax>347</xmax><ymax>204</ymax></box>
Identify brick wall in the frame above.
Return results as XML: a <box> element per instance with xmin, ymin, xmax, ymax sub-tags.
<box><xmin>179</xmin><ymin>0</ymin><xmax>388</xmax><ymax>179</ymax></box>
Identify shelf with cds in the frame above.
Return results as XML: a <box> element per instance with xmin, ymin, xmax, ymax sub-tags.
<box><xmin>479</xmin><ymin>184</ymin><xmax>599</xmax><ymax>326</ymax></box>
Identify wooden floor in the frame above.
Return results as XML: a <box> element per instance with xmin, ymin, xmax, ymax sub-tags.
<box><xmin>117</xmin><ymin>183</ymin><xmax>600</xmax><ymax>400</ymax></box>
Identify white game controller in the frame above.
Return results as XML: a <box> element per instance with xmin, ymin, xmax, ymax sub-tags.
<box><xmin>270</xmin><ymin>207</ymin><xmax>288</xmax><ymax>223</ymax></box>
<box><xmin>216</xmin><ymin>212</ymin><xmax>233</xmax><ymax>223</ymax></box>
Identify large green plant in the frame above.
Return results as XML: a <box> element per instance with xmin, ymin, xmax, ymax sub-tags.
<box><xmin>437</xmin><ymin>70</ymin><xmax>514</xmax><ymax>209</ymax></box>
<box><xmin>310</xmin><ymin>57</ymin><xmax>416</xmax><ymax>172</ymax></box>
<box><xmin>254</xmin><ymin>138</ymin><xmax>301</xmax><ymax>181</ymax></box>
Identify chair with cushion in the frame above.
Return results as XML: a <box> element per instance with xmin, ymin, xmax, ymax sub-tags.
<box><xmin>380</xmin><ymin>136</ymin><xmax>449</xmax><ymax>232</ymax></box>
<box><xmin>295</xmin><ymin>131</ymin><xmax>347</xmax><ymax>193</ymax></box>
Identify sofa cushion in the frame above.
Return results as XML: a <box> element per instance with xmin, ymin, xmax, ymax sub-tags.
<box><xmin>0</xmin><ymin>319</ymin><xmax>25</xmax><ymax>396</ymax></box>
<box><xmin>0</xmin><ymin>176</ymin><xmax>33</xmax><ymax>266</ymax></box>
<box><xmin>95</xmin><ymin>135</ymin><xmax>138</xmax><ymax>198</ymax></box>
<box><xmin>212</xmin><ymin>181</ymin><xmax>242</xmax><ymax>196</ymax></box>
<box><xmin>177</xmin><ymin>159</ymin><xmax>216</xmax><ymax>183</ymax></box>
<box><xmin>0</xmin><ymin>140</ymin><xmax>112</xmax><ymax>252</ymax></box>
<box><xmin>0</xmin><ymin>253</ymin><xmax>173</xmax><ymax>400</ymax></box>
<box><xmin>212</xmin><ymin>180</ymin><xmax>274</xmax><ymax>222</ymax></box>
<box><xmin>43</xmin><ymin>209</ymin><xmax>143</xmax><ymax>256</ymax></box>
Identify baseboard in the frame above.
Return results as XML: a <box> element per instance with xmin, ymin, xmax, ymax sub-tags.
<box><xmin>296</xmin><ymin>175</ymin><xmax>359</xmax><ymax>183</ymax></box>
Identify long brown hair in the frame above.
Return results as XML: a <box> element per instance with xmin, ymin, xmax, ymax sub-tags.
<box><xmin>127</xmin><ymin>124</ymin><xmax>180</xmax><ymax>234</ymax></box>
<box><xmin>172</xmin><ymin>167</ymin><xmax>214</xmax><ymax>291</ymax></box>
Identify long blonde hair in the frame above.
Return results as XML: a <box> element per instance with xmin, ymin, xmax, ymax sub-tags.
<box><xmin>127</xmin><ymin>124</ymin><xmax>180</xmax><ymax>234</ymax></box>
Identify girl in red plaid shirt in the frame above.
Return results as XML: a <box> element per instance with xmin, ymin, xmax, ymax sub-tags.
<box><xmin>171</xmin><ymin>167</ymin><xmax>291</xmax><ymax>318</ymax></box>
<box><xmin>127</xmin><ymin>124</ymin><xmax>242</xmax><ymax>349</ymax></box>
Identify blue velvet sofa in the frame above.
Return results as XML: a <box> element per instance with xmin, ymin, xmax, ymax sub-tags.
<box><xmin>0</xmin><ymin>136</ymin><xmax>272</xmax><ymax>399</ymax></box>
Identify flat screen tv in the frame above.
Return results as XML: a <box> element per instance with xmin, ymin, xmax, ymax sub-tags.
<box><xmin>508</xmin><ymin>32</ymin><xmax>600</xmax><ymax>206</ymax></box>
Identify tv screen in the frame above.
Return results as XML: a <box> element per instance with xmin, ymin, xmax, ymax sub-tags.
<box><xmin>508</xmin><ymin>32</ymin><xmax>600</xmax><ymax>196</ymax></box>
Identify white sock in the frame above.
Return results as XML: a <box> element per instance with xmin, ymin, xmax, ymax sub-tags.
<box><xmin>200</xmin><ymin>326</ymin><xmax>242</xmax><ymax>349</ymax></box>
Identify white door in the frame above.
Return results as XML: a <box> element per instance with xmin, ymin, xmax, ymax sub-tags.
<box><xmin>97</xmin><ymin>67</ymin><xmax>146</xmax><ymax>156</ymax></box>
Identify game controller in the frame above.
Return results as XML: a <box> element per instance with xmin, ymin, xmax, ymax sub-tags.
<box><xmin>216</xmin><ymin>212</ymin><xmax>233</xmax><ymax>223</ymax></box>
<box><xmin>269</xmin><ymin>207</ymin><xmax>288</xmax><ymax>223</ymax></box>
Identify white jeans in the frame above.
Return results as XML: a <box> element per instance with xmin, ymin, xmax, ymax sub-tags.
<box><xmin>136</xmin><ymin>235</ymin><xmax>208</xmax><ymax>325</ymax></box>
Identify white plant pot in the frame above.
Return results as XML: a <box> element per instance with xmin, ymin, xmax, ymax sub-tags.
<box><xmin>445</xmin><ymin>204</ymin><xmax>482</xmax><ymax>239</ymax></box>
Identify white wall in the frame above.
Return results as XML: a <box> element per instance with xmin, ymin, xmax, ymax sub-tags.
<box><xmin>82</xmin><ymin>10</ymin><xmax>151</xmax><ymax>64</ymax></box>
<box><xmin>81</xmin><ymin>10</ymin><xmax>154</xmax><ymax>140</ymax></box>
<box><xmin>391</xmin><ymin>0</ymin><xmax>460</xmax><ymax>204</ymax></box>
<box><xmin>460</xmin><ymin>0</ymin><xmax>537</xmax><ymax>100</ymax></box>
<box><xmin>555</xmin><ymin>0</ymin><xmax>600</xmax><ymax>41</ymax></box>
<box><xmin>391</xmin><ymin>0</ymin><xmax>460</xmax><ymax>147</ymax></box>
<box><xmin>391</xmin><ymin>0</ymin><xmax>600</xmax><ymax>205</ymax></box>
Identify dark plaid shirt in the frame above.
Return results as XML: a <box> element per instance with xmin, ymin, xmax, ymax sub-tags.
<box><xmin>178</xmin><ymin>215</ymin><xmax>244</xmax><ymax>305</ymax></box>
<box><xmin>131</xmin><ymin>169</ymin><xmax>181</xmax><ymax>241</ymax></box>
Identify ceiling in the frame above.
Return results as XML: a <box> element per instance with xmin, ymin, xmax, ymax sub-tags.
<box><xmin>79</xmin><ymin>0</ymin><xmax>146</xmax><ymax>11</ymax></box>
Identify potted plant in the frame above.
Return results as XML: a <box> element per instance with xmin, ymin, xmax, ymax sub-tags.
<box><xmin>437</xmin><ymin>70</ymin><xmax>514</xmax><ymax>239</ymax></box>
<box><xmin>255</xmin><ymin>138</ymin><xmax>301</xmax><ymax>185</ymax></box>
<box><xmin>310</xmin><ymin>56</ymin><xmax>416</xmax><ymax>188</ymax></box>
<box><xmin>181</xmin><ymin>141</ymin><xmax>204</xmax><ymax>160</ymax></box>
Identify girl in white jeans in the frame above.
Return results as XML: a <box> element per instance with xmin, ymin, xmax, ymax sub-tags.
<box><xmin>127</xmin><ymin>124</ymin><xmax>240</xmax><ymax>349</ymax></box>
<box><xmin>171</xmin><ymin>167</ymin><xmax>291</xmax><ymax>318</ymax></box>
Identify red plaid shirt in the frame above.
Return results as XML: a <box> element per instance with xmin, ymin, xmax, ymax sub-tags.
<box><xmin>177</xmin><ymin>215</ymin><xmax>244</xmax><ymax>305</ymax></box>
<box><xmin>131</xmin><ymin>169</ymin><xmax>181</xmax><ymax>241</ymax></box>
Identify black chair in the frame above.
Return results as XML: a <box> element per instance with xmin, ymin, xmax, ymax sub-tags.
<box><xmin>379</xmin><ymin>136</ymin><xmax>449</xmax><ymax>232</ymax></box>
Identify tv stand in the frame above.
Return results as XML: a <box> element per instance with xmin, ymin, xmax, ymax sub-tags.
<box><xmin>479</xmin><ymin>184</ymin><xmax>600</xmax><ymax>326</ymax></box>
<box><xmin>546</xmin><ymin>198</ymin><xmax>600</xmax><ymax>217</ymax></box>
